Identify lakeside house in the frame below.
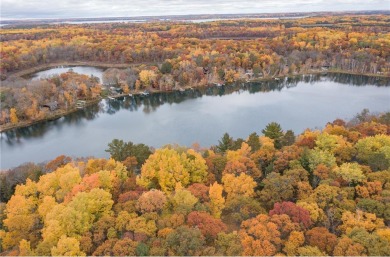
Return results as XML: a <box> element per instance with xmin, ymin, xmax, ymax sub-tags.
<box><xmin>42</xmin><ymin>101</ymin><xmax>58</xmax><ymax>111</ymax></box>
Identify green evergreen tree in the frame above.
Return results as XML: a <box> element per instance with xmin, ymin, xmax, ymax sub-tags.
<box><xmin>216</xmin><ymin>133</ymin><xmax>234</xmax><ymax>153</ymax></box>
<box><xmin>262</xmin><ymin>122</ymin><xmax>284</xmax><ymax>149</ymax></box>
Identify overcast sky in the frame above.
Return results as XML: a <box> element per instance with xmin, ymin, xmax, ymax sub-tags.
<box><xmin>1</xmin><ymin>0</ymin><xmax>389</xmax><ymax>20</ymax></box>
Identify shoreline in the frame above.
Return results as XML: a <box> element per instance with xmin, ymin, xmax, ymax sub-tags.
<box><xmin>6</xmin><ymin>61</ymin><xmax>153</xmax><ymax>79</ymax></box>
<box><xmin>6</xmin><ymin>61</ymin><xmax>390</xmax><ymax>80</ymax></box>
<box><xmin>1</xmin><ymin>65</ymin><xmax>389</xmax><ymax>133</ymax></box>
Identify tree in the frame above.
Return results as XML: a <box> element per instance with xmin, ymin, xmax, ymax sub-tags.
<box><xmin>348</xmin><ymin>227</ymin><xmax>390</xmax><ymax>256</ymax></box>
<box><xmin>259</xmin><ymin>172</ymin><xmax>295</xmax><ymax>209</ymax></box>
<box><xmin>217</xmin><ymin>133</ymin><xmax>234</xmax><ymax>153</ymax></box>
<box><xmin>269</xmin><ymin>202</ymin><xmax>312</xmax><ymax>229</ymax></box>
<box><xmin>51</xmin><ymin>236</ymin><xmax>86</xmax><ymax>256</ymax></box>
<box><xmin>334</xmin><ymin>162</ymin><xmax>366</xmax><ymax>186</ymax></box>
<box><xmin>215</xmin><ymin>232</ymin><xmax>243</xmax><ymax>256</ymax></box>
<box><xmin>165</xmin><ymin>226</ymin><xmax>205</xmax><ymax>256</ymax></box>
<box><xmin>356</xmin><ymin>199</ymin><xmax>386</xmax><ymax>219</ymax></box>
<box><xmin>262</xmin><ymin>122</ymin><xmax>284</xmax><ymax>149</ymax></box>
<box><xmin>333</xmin><ymin>236</ymin><xmax>367</xmax><ymax>256</ymax></box>
<box><xmin>222</xmin><ymin>173</ymin><xmax>256</xmax><ymax>199</ymax></box>
<box><xmin>160</xmin><ymin>61</ymin><xmax>173</xmax><ymax>74</ymax></box>
<box><xmin>187</xmin><ymin>211</ymin><xmax>227</xmax><ymax>240</ymax></box>
<box><xmin>305</xmin><ymin>227</ymin><xmax>337</xmax><ymax>255</ymax></box>
<box><xmin>187</xmin><ymin>183</ymin><xmax>209</xmax><ymax>203</ymax></box>
<box><xmin>137</xmin><ymin>148</ymin><xmax>207</xmax><ymax>193</ymax></box>
<box><xmin>171</xmin><ymin>187</ymin><xmax>198</xmax><ymax>215</ymax></box>
<box><xmin>339</xmin><ymin>210</ymin><xmax>385</xmax><ymax>234</ymax></box>
<box><xmin>296</xmin><ymin>201</ymin><xmax>325</xmax><ymax>224</ymax></box>
<box><xmin>307</xmin><ymin>148</ymin><xmax>337</xmax><ymax>172</ymax></box>
<box><xmin>136</xmin><ymin>242</ymin><xmax>150</xmax><ymax>256</ymax></box>
<box><xmin>239</xmin><ymin>214</ymin><xmax>281</xmax><ymax>256</ymax></box>
<box><xmin>18</xmin><ymin>239</ymin><xmax>34</xmax><ymax>256</ymax></box>
<box><xmin>223</xmin><ymin>195</ymin><xmax>265</xmax><ymax>228</ymax></box>
<box><xmin>105</xmin><ymin>139</ymin><xmax>151</xmax><ymax>164</ymax></box>
<box><xmin>283</xmin><ymin>231</ymin><xmax>305</xmax><ymax>256</ymax></box>
<box><xmin>209</xmin><ymin>182</ymin><xmax>225</xmax><ymax>218</ymax></box>
<box><xmin>296</xmin><ymin>245</ymin><xmax>325</xmax><ymax>256</ymax></box>
<box><xmin>136</xmin><ymin>190</ymin><xmax>167</xmax><ymax>213</ymax></box>
<box><xmin>139</xmin><ymin>70</ymin><xmax>157</xmax><ymax>88</ymax></box>
<box><xmin>355</xmin><ymin>135</ymin><xmax>390</xmax><ymax>171</ymax></box>
<box><xmin>224</xmin><ymin>143</ymin><xmax>261</xmax><ymax>179</ymax></box>
<box><xmin>2</xmin><ymin>182</ymin><xmax>40</xmax><ymax>249</ymax></box>
<box><xmin>112</xmin><ymin>238</ymin><xmax>138</xmax><ymax>256</ymax></box>
<box><xmin>246</xmin><ymin>132</ymin><xmax>261</xmax><ymax>152</ymax></box>
<box><xmin>281</xmin><ymin>130</ymin><xmax>296</xmax><ymax>147</ymax></box>
<box><xmin>205</xmin><ymin>151</ymin><xmax>227</xmax><ymax>183</ymax></box>
<box><xmin>10</xmin><ymin>108</ymin><xmax>18</xmax><ymax>124</ymax></box>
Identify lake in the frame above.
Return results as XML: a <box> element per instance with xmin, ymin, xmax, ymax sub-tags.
<box><xmin>31</xmin><ymin>66</ymin><xmax>105</xmax><ymax>84</ymax></box>
<box><xmin>1</xmin><ymin>72</ymin><xmax>389</xmax><ymax>169</ymax></box>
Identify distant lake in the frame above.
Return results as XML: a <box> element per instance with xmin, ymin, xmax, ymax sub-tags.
<box><xmin>189</xmin><ymin>16</ymin><xmax>309</xmax><ymax>23</ymax></box>
<box><xmin>1</xmin><ymin>73</ymin><xmax>389</xmax><ymax>169</ymax></box>
<box><xmin>31</xmin><ymin>66</ymin><xmax>105</xmax><ymax>83</ymax></box>
<box><xmin>52</xmin><ymin>19</ymin><xmax>146</xmax><ymax>25</ymax></box>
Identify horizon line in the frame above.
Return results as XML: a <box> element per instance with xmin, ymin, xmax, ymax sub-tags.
<box><xmin>1</xmin><ymin>9</ymin><xmax>388</xmax><ymax>22</ymax></box>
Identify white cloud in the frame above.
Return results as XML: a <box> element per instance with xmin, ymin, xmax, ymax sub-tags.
<box><xmin>0</xmin><ymin>0</ymin><xmax>388</xmax><ymax>19</ymax></box>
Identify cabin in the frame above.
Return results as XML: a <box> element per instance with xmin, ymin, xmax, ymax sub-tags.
<box><xmin>245</xmin><ymin>69</ymin><xmax>254</xmax><ymax>79</ymax></box>
<box><xmin>42</xmin><ymin>101</ymin><xmax>58</xmax><ymax>111</ymax></box>
<box><xmin>76</xmin><ymin>100</ymin><xmax>86</xmax><ymax>109</ymax></box>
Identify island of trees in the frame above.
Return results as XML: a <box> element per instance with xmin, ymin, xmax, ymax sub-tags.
<box><xmin>1</xmin><ymin>13</ymin><xmax>389</xmax><ymax>130</ymax></box>
<box><xmin>0</xmin><ymin>111</ymin><xmax>389</xmax><ymax>256</ymax></box>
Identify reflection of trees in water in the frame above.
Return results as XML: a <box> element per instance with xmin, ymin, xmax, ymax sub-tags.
<box><xmin>326</xmin><ymin>73</ymin><xmax>389</xmax><ymax>87</ymax></box>
<box><xmin>3</xmin><ymin>103</ymin><xmax>102</xmax><ymax>145</ymax></box>
<box><xmin>2</xmin><ymin>73</ymin><xmax>388</xmax><ymax>144</ymax></box>
<box><xmin>82</xmin><ymin>73</ymin><xmax>390</xmax><ymax>117</ymax></box>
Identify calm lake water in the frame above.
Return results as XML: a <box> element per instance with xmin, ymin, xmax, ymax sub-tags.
<box><xmin>1</xmin><ymin>72</ymin><xmax>389</xmax><ymax>169</ymax></box>
<box><xmin>31</xmin><ymin>66</ymin><xmax>105</xmax><ymax>83</ymax></box>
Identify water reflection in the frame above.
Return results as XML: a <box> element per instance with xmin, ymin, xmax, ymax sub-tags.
<box><xmin>3</xmin><ymin>73</ymin><xmax>389</xmax><ymax>146</ymax></box>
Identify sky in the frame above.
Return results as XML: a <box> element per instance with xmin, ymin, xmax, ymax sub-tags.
<box><xmin>1</xmin><ymin>0</ymin><xmax>389</xmax><ymax>20</ymax></box>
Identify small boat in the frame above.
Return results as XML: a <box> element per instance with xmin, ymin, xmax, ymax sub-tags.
<box><xmin>108</xmin><ymin>96</ymin><xmax>115</xmax><ymax>100</ymax></box>
<box><xmin>274</xmin><ymin>77</ymin><xmax>280</xmax><ymax>81</ymax></box>
<box><xmin>128</xmin><ymin>94</ymin><xmax>133</xmax><ymax>97</ymax></box>
<box><xmin>141</xmin><ymin>91</ymin><xmax>150</xmax><ymax>96</ymax></box>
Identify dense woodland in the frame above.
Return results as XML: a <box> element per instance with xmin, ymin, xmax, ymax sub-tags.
<box><xmin>1</xmin><ymin>14</ymin><xmax>389</xmax><ymax>128</ymax></box>
<box><xmin>0</xmin><ymin>111</ymin><xmax>390</xmax><ymax>256</ymax></box>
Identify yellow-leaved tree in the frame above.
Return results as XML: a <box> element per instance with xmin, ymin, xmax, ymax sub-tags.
<box><xmin>209</xmin><ymin>182</ymin><xmax>225</xmax><ymax>218</ymax></box>
<box><xmin>137</xmin><ymin>147</ymin><xmax>207</xmax><ymax>193</ymax></box>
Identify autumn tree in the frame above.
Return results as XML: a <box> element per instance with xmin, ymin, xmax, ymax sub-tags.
<box><xmin>223</xmin><ymin>142</ymin><xmax>261</xmax><ymax>179</ymax></box>
<box><xmin>208</xmin><ymin>182</ymin><xmax>225</xmax><ymax>218</ymax></box>
<box><xmin>165</xmin><ymin>226</ymin><xmax>205</xmax><ymax>256</ymax></box>
<box><xmin>136</xmin><ymin>189</ymin><xmax>167</xmax><ymax>213</ymax></box>
<box><xmin>187</xmin><ymin>211</ymin><xmax>227</xmax><ymax>240</ymax></box>
<box><xmin>305</xmin><ymin>227</ymin><xmax>338</xmax><ymax>255</ymax></box>
<box><xmin>9</xmin><ymin>108</ymin><xmax>18</xmax><ymax>124</ymax></box>
<box><xmin>269</xmin><ymin>201</ymin><xmax>312</xmax><ymax>229</ymax></box>
<box><xmin>239</xmin><ymin>214</ymin><xmax>281</xmax><ymax>256</ymax></box>
<box><xmin>137</xmin><ymin>147</ymin><xmax>207</xmax><ymax>192</ymax></box>
<box><xmin>333</xmin><ymin>236</ymin><xmax>367</xmax><ymax>256</ymax></box>
<box><xmin>215</xmin><ymin>232</ymin><xmax>243</xmax><ymax>256</ymax></box>
<box><xmin>51</xmin><ymin>236</ymin><xmax>86</xmax><ymax>256</ymax></box>
<box><xmin>222</xmin><ymin>173</ymin><xmax>256</xmax><ymax>199</ymax></box>
<box><xmin>170</xmin><ymin>186</ymin><xmax>199</xmax><ymax>215</ymax></box>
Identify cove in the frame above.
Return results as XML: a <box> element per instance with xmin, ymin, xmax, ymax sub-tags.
<box><xmin>1</xmin><ymin>73</ymin><xmax>389</xmax><ymax>169</ymax></box>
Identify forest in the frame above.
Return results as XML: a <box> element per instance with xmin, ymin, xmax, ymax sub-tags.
<box><xmin>0</xmin><ymin>111</ymin><xmax>390</xmax><ymax>256</ymax></box>
<box><xmin>1</xmin><ymin>14</ymin><xmax>389</xmax><ymax>129</ymax></box>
